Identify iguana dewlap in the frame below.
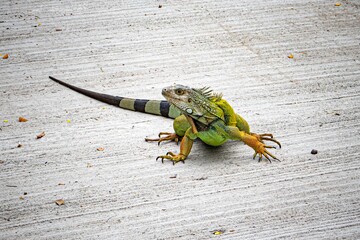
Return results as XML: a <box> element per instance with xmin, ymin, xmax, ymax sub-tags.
<box><xmin>49</xmin><ymin>76</ymin><xmax>281</xmax><ymax>164</ymax></box>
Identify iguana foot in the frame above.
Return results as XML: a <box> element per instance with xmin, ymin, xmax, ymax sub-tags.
<box><xmin>250</xmin><ymin>133</ymin><xmax>281</xmax><ymax>163</ymax></box>
<box><xmin>156</xmin><ymin>152</ymin><xmax>187</xmax><ymax>165</ymax></box>
<box><xmin>252</xmin><ymin>144</ymin><xmax>280</xmax><ymax>163</ymax></box>
<box><xmin>145</xmin><ymin>132</ymin><xmax>180</xmax><ymax>145</ymax></box>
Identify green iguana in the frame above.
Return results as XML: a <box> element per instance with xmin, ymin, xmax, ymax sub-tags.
<box><xmin>49</xmin><ymin>76</ymin><xmax>281</xmax><ymax>164</ymax></box>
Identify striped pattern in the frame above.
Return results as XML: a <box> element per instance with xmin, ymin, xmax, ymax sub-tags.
<box><xmin>120</xmin><ymin>99</ymin><xmax>181</xmax><ymax>118</ymax></box>
<box><xmin>49</xmin><ymin>76</ymin><xmax>182</xmax><ymax>119</ymax></box>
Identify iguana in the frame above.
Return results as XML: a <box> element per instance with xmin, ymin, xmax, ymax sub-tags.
<box><xmin>49</xmin><ymin>76</ymin><xmax>281</xmax><ymax>164</ymax></box>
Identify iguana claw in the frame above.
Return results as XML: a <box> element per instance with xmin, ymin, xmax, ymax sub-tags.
<box><xmin>255</xmin><ymin>133</ymin><xmax>282</xmax><ymax>148</ymax></box>
<box><xmin>156</xmin><ymin>152</ymin><xmax>186</xmax><ymax>164</ymax></box>
<box><xmin>250</xmin><ymin>133</ymin><xmax>281</xmax><ymax>163</ymax></box>
<box><xmin>252</xmin><ymin>148</ymin><xmax>280</xmax><ymax>163</ymax></box>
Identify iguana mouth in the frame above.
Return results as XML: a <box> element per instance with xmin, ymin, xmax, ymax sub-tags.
<box><xmin>161</xmin><ymin>88</ymin><xmax>170</xmax><ymax>98</ymax></box>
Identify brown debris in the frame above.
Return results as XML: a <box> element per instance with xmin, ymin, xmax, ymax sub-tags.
<box><xmin>55</xmin><ymin>199</ymin><xmax>65</xmax><ymax>205</ymax></box>
<box><xmin>36</xmin><ymin>131</ymin><xmax>45</xmax><ymax>139</ymax></box>
<box><xmin>19</xmin><ymin>117</ymin><xmax>28</xmax><ymax>122</ymax></box>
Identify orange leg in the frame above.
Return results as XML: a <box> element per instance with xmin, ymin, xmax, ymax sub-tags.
<box><xmin>227</xmin><ymin>126</ymin><xmax>281</xmax><ymax>163</ymax></box>
<box><xmin>156</xmin><ymin>128</ymin><xmax>195</xmax><ymax>165</ymax></box>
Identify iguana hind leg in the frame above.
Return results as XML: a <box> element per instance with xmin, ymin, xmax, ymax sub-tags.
<box><xmin>145</xmin><ymin>115</ymin><xmax>190</xmax><ymax>145</ymax></box>
<box><xmin>145</xmin><ymin>132</ymin><xmax>180</xmax><ymax>145</ymax></box>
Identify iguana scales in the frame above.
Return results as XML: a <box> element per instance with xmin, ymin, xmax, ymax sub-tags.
<box><xmin>49</xmin><ymin>76</ymin><xmax>281</xmax><ymax>164</ymax></box>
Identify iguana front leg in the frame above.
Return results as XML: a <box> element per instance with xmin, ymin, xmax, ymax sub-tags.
<box><xmin>156</xmin><ymin>127</ymin><xmax>196</xmax><ymax>164</ymax></box>
<box><xmin>227</xmin><ymin>126</ymin><xmax>281</xmax><ymax>162</ymax></box>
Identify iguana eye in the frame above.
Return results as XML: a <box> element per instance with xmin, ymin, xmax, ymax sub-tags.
<box><xmin>175</xmin><ymin>89</ymin><xmax>185</xmax><ymax>95</ymax></box>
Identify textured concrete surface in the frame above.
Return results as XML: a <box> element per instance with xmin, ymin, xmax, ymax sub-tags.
<box><xmin>1</xmin><ymin>0</ymin><xmax>360</xmax><ymax>239</ymax></box>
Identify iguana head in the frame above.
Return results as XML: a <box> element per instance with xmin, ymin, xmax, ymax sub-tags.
<box><xmin>162</xmin><ymin>84</ymin><xmax>224</xmax><ymax>125</ymax></box>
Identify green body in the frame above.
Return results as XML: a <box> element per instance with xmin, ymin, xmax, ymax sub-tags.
<box><xmin>172</xmin><ymin>112</ymin><xmax>250</xmax><ymax>147</ymax></box>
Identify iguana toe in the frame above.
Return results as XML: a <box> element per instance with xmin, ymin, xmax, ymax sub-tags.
<box><xmin>251</xmin><ymin>132</ymin><xmax>281</xmax><ymax>149</ymax></box>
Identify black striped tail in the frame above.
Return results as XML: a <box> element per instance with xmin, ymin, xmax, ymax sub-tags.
<box><xmin>49</xmin><ymin>76</ymin><xmax>123</xmax><ymax>106</ymax></box>
<box><xmin>49</xmin><ymin>76</ymin><xmax>180</xmax><ymax>118</ymax></box>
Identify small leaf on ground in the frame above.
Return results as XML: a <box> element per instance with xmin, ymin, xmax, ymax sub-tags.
<box><xmin>55</xmin><ymin>199</ymin><xmax>65</xmax><ymax>205</ymax></box>
<box><xmin>36</xmin><ymin>132</ymin><xmax>45</xmax><ymax>139</ymax></box>
<box><xmin>19</xmin><ymin>117</ymin><xmax>28</xmax><ymax>122</ymax></box>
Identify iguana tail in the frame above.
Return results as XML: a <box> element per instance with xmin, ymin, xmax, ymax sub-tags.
<box><xmin>49</xmin><ymin>76</ymin><xmax>181</xmax><ymax>119</ymax></box>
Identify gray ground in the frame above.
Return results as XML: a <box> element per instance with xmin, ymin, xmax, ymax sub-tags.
<box><xmin>1</xmin><ymin>0</ymin><xmax>360</xmax><ymax>239</ymax></box>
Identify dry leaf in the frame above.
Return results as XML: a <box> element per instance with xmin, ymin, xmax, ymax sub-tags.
<box><xmin>19</xmin><ymin>196</ymin><xmax>25</xmax><ymax>200</ymax></box>
<box><xmin>288</xmin><ymin>54</ymin><xmax>294</xmax><ymax>59</ymax></box>
<box><xmin>97</xmin><ymin>147</ymin><xmax>104</xmax><ymax>151</ymax></box>
<box><xmin>213</xmin><ymin>230</ymin><xmax>224</xmax><ymax>235</ymax></box>
<box><xmin>55</xmin><ymin>199</ymin><xmax>65</xmax><ymax>205</ymax></box>
<box><xmin>2</xmin><ymin>54</ymin><xmax>9</xmax><ymax>59</ymax></box>
<box><xmin>19</xmin><ymin>117</ymin><xmax>28</xmax><ymax>122</ymax></box>
<box><xmin>58</xmin><ymin>183</ymin><xmax>65</xmax><ymax>186</ymax></box>
<box><xmin>335</xmin><ymin>3</ymin><xmax>341</xmax><ymax>6</ymax></box>
<box><xmin>36</xmin><ymin>131</ymin><xmax>45</xmax><ymax>139</ymax></box>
